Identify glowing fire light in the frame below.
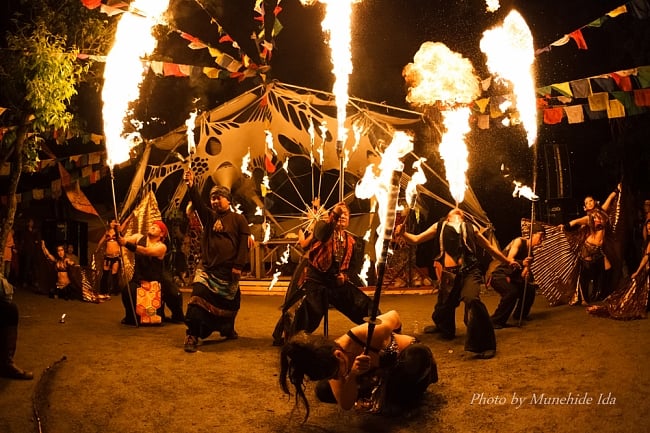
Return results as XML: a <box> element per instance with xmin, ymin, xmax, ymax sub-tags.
<box><xmin>300</xmin><ymin>0</ymin><xmax>358</xmax><ymax>149</ymax></box>
<box><xmin>512</xmin><ymin>181</ymin><xmax>539</xmax><ymax>201</ymax></box>
<box><xmin>241</xmin><ymin>150</ymin><xmax>252</xmax><ymax>177</ymax></box>
<box><xmin>185</xmin><ymin>110</ymin><xmax>198</xmax><ymax>155</ymax></box>
<box><xmin>405</xmin><ymin>158</ymin><xmax>427</xmax><ymax>207</ymax></box>
<box><xmin>358</xmin><ymin>254</ymin><xmax>371</xmax><ymax>286</ymax></box>
<box><xmin>102</xmin><ymin>0</ymin><xmax>170</xmax><ymax>167</ymax></box>
<box><xmin>403</xmin><ymin>42</ymin><xmax>480</xmax><ymax>204</ymax></box>
<box><xmin>268</xmin><ymin>245</ymin><xmax>291</xmax><ymax>291</ymax></box>
<box><xmin>485</xmin><ymin>0</ymin><xmax>500</xmax><ymax>12</ymax></box>
<box><xmin>356</xmin><ymin>131</ymin><xmax>413</xmax><ymax>262</ymax></box>
<box><xmin>480</xmin><ymin>10</ymin><xmax>537</xmax><ymax>147</ymax></box>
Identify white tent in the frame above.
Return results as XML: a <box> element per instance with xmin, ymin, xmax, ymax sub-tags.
<box><xmin>123</xmin><ymin>81</ymin><xmax>492</xmax><ymax>229</ymax></box>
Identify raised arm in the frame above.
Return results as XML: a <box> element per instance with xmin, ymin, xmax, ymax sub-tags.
<box><xmin>601</xmin><ymin>183</ymin><xmax>621</xmax><ymax>212</ymax></box>
<box><xmin>40</xmin><ymin>240</ymin><xmax>55</xmax><ymax>262</ymax></box>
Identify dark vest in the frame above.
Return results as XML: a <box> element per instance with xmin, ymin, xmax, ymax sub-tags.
<box><xmin>132</xmin><ymin>236</ymin><xmax>164</xmax><ymax>283</ymax></box>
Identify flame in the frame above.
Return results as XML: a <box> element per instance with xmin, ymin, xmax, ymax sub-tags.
<box><xmin>439</xmin><ymin>107</ymin><xmax>471</xmax><ymax>203</ymax></box>
<box><xmin>301</xmin><ymin>0</ymin><xmax>359</xmax><ymax>155</ymax></box>
<box><xmin>356</xmin><ymin>131</ymin><xmax>413</xmax><ymax>261</ymax></box>
<box><xmin>241</xmin><ymin>150</ymin><xmax>252</xmax><ymax>177</ymax></box>
<box><xmin>405</xmin><ymin>158</ymin><xmax>427</xmax><ymax>207</ymax></box>
<box><xmin>485</xmin><ymin>0</ymin><xmax>500</xmax><ymax>12</ymax></box>
<box><xmin>480</xmin><ymin>10</ymin><xmax>537</xmax><ymax>147</ymax></box>
<box><xmin>264</xmin><ymin>129</ymin><xmax>277</xmax><ymax>158</ymax></box>
<box><xmin>358</xmin><ymin>254</ymin><xmax>371</xmax><ymax>286</ymax></box>
<box><xmin>262</xmin><ymin>221</ymin><xmax>271</xmax><ymax>243</ymax></box>
<box><xmin>512</xmin><ymin>180</ymin><xmax>539</xmax><ymax>201</ymax></box>
<box><xmin>185</xmin><ymin>110</ymin><xmax>198</xmax><ymax>155</ymax></box>
<box><xmin>268</xmin><ymin>271</ymin><xmax>281</xmax><ymax>291</ymax></box>
<box><xmin>102</xmin><ymin>0</ymin><xmax>170</xmax><ymax>167</ymax></box>
<box><xmin>261</xmin><ymin>175</ymin><xmax>271</xmax><ymax>196</ymax></box>
<box><xmin>403</xmin><ymin>42</ymin><xmax>479</xmax><ymax>204</ymax></box>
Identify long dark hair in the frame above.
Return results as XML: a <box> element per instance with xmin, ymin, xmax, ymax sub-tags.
<box><xmin>279</xmin><ymin>332</ymin><xmax>341</xmax><ymax>422</ymax></box>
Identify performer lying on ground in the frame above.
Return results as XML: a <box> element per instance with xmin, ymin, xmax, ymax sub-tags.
<box><xmin>279</xmin><ymin>310</ymin><xmax>437</xmax><ymax>421</ymax></box>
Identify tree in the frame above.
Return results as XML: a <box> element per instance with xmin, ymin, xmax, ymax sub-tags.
<box><xmin>0</xmin><ymin>1</ymin><xmax>112</xmax><ymax>277</ymax></box>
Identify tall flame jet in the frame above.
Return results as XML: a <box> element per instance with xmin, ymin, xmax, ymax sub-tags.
<box><xmin>102</xmin><ymin>0</ymin><xmax>170</xmax><ymax>168</ymax></box>
<box><xmin>480</xmin><ymin>10</ymin><xmax>537</xmax><ymax>147</ymax></box>
<box><xmin>300</xmin><ymin>0</ymin><xmax>358</xmax><ymax>148</ymax></box>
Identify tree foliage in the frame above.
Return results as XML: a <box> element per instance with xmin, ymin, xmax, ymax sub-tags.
<box><xmin>0</xmin><ymin>0</ymin><xmax>114</xmax><ymax>276</ymax></box>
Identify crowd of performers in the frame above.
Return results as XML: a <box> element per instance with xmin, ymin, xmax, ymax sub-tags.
<box><xmin>3</xmin><ymin>175</ymin><xmax>649</xmax><ymax>422</ymax></box>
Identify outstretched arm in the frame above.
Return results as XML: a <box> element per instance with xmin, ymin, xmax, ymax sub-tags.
<box><xmin>41</xmin><ymin>241</ymin><xmax>55</xmax><ymax>262</ymax></box>
<box><xmin>476</xmin><ymin>232</ymin><xmax>519</xmax><ymax>268</ymax></box>
<box><xmin>118</xmin><ymin>234</ymin><xmax>166</xmax><ymax>259</ymax></box>
<box><xmin>398</xmin><ymin>222</ymin><xmax>438</xmax><ymax>245</ymax></box>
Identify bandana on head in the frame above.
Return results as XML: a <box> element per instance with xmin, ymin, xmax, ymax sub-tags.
<box><xmin>152</xmin><ymin>220</ymin><xmax>168</xmax><ymax>239</ymax></box>
<box><xmin>210</xmin><ymin>185</ymin><xmax>232</xmax><ymax>202</ymax></box>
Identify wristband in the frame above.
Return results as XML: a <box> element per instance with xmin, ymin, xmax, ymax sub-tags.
<box><xmin>125</xmin><ymin>241</ymin><xmax>136</xmax><ymax>252</ymax></box>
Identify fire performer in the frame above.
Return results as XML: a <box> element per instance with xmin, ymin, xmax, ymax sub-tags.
<box><xmin>279</xmin><ymin>310</ymin><xmax>437</xmax><ymax>420</ymax></box>
<box><xmin>280</xmin><ymin>202</ymin><xmax>374</xmax><ymax>339</ymax></box>
<box><xmin>489</xmin><ymin>222</ymin><xmax>546</xmax><ymax>327</ymax></box>
<box><xmin>560</xmin><ymin>185</ymin><xmax>620</xmax><ymax>305</ymax></box>
<box><xmin>115</xmin><ymin>220</ymin><xmax>184</xmax><ymax>325</ymax></box>
<box><xmin>397</xmin><ymin>208</ymin><xmax>519</xmax><ymax>359</ymax></box>
<box><xmin>182</xmin><ymin>169</ymin><xmax>251</xmax><ymax>352</ymax></box>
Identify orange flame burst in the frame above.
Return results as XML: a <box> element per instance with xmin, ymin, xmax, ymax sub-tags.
<box><xmin>403</xmin><ymin>42</ymin><xmax>480</xmax><ymax>204</ymax></box>
<box><xmin>356</xmin><ymin>131</ymin><xmax>413</xmax><ymax>262</ymax></box>
<box><xmin>102</xmin><ymin>0</ymin><xmax>170</xmax><ymax>167</ymax></box>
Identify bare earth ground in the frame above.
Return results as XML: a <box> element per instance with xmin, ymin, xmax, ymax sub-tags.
<box><xmin>1</xmin><ymin>285</ymin><xmax>649</xmax><ymax>433</ymax></box>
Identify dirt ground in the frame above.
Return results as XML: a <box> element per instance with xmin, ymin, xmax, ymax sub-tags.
<box><xmin>1</xmin><ymin>284</ymin><xmax>649</xmax><ymax>433</ymax></box>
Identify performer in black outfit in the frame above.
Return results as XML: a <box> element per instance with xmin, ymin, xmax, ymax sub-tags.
<box><xmin>397</xmin><ymin>208</ymin><xmax>519</xmax><ymax>359</ymax></box>
<box><xmin>489</xmin><ymin>222</ymin><xmax>545</xmax><ymax>327</ymax></box>
<box><xmin>117</xmin><ymin>221</ymin><xmax>184</xmax><ymax>325</ymax></box>
<box><xmin>281</xmin><ymin>202</ymin><xmax>374</xmax><ymax>338</ymax></box>
<box><xmin>182</xmin><ymin>169</ymin><xmax>251</xmax><ymax>352</ymax></box>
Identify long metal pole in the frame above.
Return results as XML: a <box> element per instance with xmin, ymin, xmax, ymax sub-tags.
<box><xmin>336</xmin><ymin>140</ymin><xmax>344</xmax><ymax>202</ymax></box>
<box><xmin>365</xmin><ymin>170</ymin><xmax>402</xmax><ymax>354</ymax></box>
<box><xmin>110</xmin><ymin>166</ymin><xmax>138</xmax><ymax>327</ymax></box>
<box><xmin>519</xmin><ymin>143</ymin><xmax>538</xmax><ymax>327</ymax></box>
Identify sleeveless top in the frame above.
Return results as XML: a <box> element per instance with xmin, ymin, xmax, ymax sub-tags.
<box><xmin>132</xmin><ymin>236</ymin><xmax>163</xmax><ymax>283</ymax></box>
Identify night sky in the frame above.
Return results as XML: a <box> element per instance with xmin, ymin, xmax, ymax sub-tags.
<box><xmin>4</xmin><ymin>0</ymin><xmax>650</xmax><ymax>245</ymax></box>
